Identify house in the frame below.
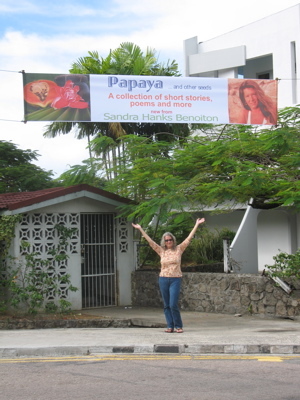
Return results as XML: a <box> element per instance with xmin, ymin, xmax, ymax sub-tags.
<box><xmin>184</xmin><ymin>4</ymin><xmax>300</xmax><ymax>273</ymax></box>
<box><xmin>0</xmin><ymin>184</ymin><xmax>135</xmax><ymax>310</ymax></box>
<box><xmin>201</xmin><ymin>204</ymin><xmax>299</xmax><ymax>273</ymax></box>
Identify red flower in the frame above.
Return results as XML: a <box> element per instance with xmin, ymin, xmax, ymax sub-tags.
<box><xmin>51</xmin><ymin>80</ymin><xmax>89</xmax><ymax>109</ymax></box>
<box><xmin>24</xmin><ymin>80</ymin><xmax>60</xmax><ymax>108</ymax></box>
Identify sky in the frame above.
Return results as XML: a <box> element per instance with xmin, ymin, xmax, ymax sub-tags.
<box><xmin>1</xmin><ymin>0</ymin><xmax>300</xmax><ymax>178</ymax></box>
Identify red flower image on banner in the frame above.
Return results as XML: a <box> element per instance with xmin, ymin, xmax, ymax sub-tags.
<box><xmin>24</xmin><ymin>80</ymin><xmax>88</xmax><ymax>109</ymax></box>
<box><xmin>23</xmin><ymin>74</ymin><xmax>91</xmax><ymax>121</ymax></box>
<box><xmin>51</xmin><ymin>80</ymin><xmax>89</xmax><ymax>109</ymax></box>
<box><xmin>24</xmin><ymin>80</ymin><xmax>59</xmax><ymax>108</ymax></box>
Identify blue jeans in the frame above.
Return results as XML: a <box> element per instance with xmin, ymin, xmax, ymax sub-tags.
<box><xmin>159</xmin><ymin>277</ymin><xmax>183</xmax><ymax>329</ymax></box>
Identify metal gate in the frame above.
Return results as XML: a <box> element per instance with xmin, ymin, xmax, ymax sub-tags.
<box><xmin>81</xmin><ymin>213</ymin><xmax>116</xmax><ymax>308</ymax></box>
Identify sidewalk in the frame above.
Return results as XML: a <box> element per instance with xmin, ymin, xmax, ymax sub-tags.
<box><xmin>1</xmin><ymin>307</ymin><xmax>300</xmax><ymax>358</ymax></box>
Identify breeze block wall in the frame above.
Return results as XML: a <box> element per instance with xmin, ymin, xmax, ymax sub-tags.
<box><xmin>131</xmin><ymin>271</ymin><xmax>300</xmax><ymax>317</ymax></box>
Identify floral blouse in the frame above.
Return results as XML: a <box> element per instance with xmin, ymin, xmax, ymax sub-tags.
<box><xmin>143</xmin><ymin>236</ymin><xmax>191</xmax><ymax>277</ymax></box>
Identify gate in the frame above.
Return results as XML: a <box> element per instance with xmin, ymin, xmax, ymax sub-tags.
<box><xmin>81</xmin><ymin>213</ymin><xmax>116</xmax><ymax>308</ymax></box>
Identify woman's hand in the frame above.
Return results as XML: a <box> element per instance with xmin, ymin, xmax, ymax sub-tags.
<box><xmin>196</xmin><ymin>218</ymin><xmax>205</xmax><ymax>226</ymax></box>
<box><xmin>132</xmin><ymin>223</ymin><xmax>141</xmax><ymax>230</ymax></box>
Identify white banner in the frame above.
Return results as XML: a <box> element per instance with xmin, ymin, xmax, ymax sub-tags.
<box><xmin>90</xmin><ymin>75</ymin><xmax>228</xmax><ymax>124</ymax></box>
<box><xmin>23</xmin><ymin>73</ymin><xmax>278</xmax><ymax>125</ymax></box>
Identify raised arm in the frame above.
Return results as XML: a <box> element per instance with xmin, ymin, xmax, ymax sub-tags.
<box><xmin>186</xmin><ymin>218</ymin><xmax>205</xmax><ymax>241</ymax></box>
<box><xmin>132</xmin><ymin>223</ymin><xmax>150</xmax><ymax>241</ymax></box>
<box><xmin>132</xmin><ymin>223</ymin><xmax>161</xmax><ymax>254</ymax></box>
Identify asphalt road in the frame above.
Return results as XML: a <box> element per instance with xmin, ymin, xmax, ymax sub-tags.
<box><xmin>1</xmin><ymin>354</ymin><xmax>300</xmax><ymax>400</ymax></box>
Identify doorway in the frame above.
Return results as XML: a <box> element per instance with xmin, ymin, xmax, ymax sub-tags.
<box><xmin>81</xmin><ymin>213</ymin><xmax>116</xmax><ymax>308</ymax></box>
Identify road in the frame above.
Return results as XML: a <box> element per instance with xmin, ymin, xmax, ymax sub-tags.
<box><xmin>1</xmin><ymin>354</ymin><xmax>300</xmax><ymax>400</ymax></box>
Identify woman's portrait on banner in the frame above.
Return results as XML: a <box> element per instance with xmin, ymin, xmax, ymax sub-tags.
<box><xmin>228</xmin><ymin>78</ymin><xmax>277</xmax><ymax>125</ymax></box>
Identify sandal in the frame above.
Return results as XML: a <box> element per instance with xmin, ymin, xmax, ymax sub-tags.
<box><xmin>164</xmin><ymin>328</ymin><xmax>174</xmax><ymax>333</ymax></box>
<box><xmin>175</xmin><ymin>328</ymin><xmax>183</xmax><ymax>333</ymax></box>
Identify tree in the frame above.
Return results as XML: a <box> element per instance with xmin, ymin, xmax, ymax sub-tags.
<box><xmin>44</xmin><ymin>42</ymin><xmax>189</xmax><ymax>186</ymax></box>
<box><xmin>176</xmin><ymin>106</ymin><xmax>300</xmax><ymax>210</ymax></box>
<box><xmin>70</xmin><ymin>43</ymin><xmax>180</xmax><ymax>77</ymax></box>
<box><xmin>0</xmin><ymin>141</ymin><xmax>55</xmax><ymax>193</ymax></box>
<box><xmin>106</xmin><ymin>106</ymin><xmax>300</xmax><ymax>226</ymax></box>
<box><xmin>56</xmin><ymin>159</ymin><xmax>106</xmax><ymax>187</ymax></box>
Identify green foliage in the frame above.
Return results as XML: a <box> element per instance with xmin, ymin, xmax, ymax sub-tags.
<box><xmin>107</xmin><ymin>106</ymin><xmax>300</xmax><ymax>228</ymax></box>
<box><xmin>0</xmin><ymin>215</ymin><xmax>23</xmax><ymax>312</ymax></box>
<box><xmin>56</xmin><ymin>159</ymin><xmax>106</xmax><ymax>187</ymax></box>
<box><xmin>179</xmin><ymin>109</ymin><xmax>300</xmax><ymax>209</ymax></box>
<box><xmin>0</xmin><ymin>215</ymin><xmax>22</xmax><ymax>257</ymax></box>
<box><xmin>70</xmin><ymin>43</ymin><xmax>180</xmax><ymax>77</ymax></box>
<box><xmin>265</xmin><ymin>249</ymin><xmax>300</xmax><ymax>281</ymax></box>
<box><xmin>106</xmin><ymin>134</ymin><xmax>188</xmax><ymax>225</ymax></box>
<box><xmin>2</xmin><ymin>225</ymin><xmax>78</xmax><ymax>315</ymax></box>
<box><xmin>183</xmin><ymin>228</ymin><xmax>235</xmax><ymax>265</ymax></box>
<box><xmin>0</xmin><ymin>141</ymin><xmax>55</xmax><ymax>193</ymax></box>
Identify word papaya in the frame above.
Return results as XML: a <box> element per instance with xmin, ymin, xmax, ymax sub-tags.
<box><xmin>108</xmin><ymin>76</ymin><xmax>163</xmax><ymax>92</ymax></box>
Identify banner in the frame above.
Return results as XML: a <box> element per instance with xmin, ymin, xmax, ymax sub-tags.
<box><xmin>23</xmin><ymin>73</ymin><xmax>278</xmax><ymax>125</ymax></box>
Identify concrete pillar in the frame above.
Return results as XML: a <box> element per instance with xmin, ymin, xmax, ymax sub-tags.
<box><xmin>230</xmin><ymin>203</ymin><xmax>261</xmax><ymax>273</ymax></box>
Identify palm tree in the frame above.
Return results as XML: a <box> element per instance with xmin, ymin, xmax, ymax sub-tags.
<box><xmin>70</xmin><ymin>43</ymin><xmax>180</xmax><ymax>77</ymax></box>
<box><xmin>44</xmin><ymin>42</ymin><xmax>186</xmax><ymax>188</ymax></box>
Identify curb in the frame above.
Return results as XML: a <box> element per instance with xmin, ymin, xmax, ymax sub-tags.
<box><xmin>1</xmin><ymin>344</ymin><xmax>300</xmax><ymax>358</ymax></box>
<box><xmin>0</xmin><ymin>319</ymin><xmax>131</xmax><ymax>330</ymax></box>
<box><xmin>0</xmin><ymin>318</ymin><xmax>165</xmax><ymax>330</ymax></box>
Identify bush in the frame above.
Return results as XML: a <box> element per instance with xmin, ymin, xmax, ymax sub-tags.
<box><xmin>265</xmin><ymin>248</ymin><xmax>300</xmax><ymax>281</ymax></box>
<box><xmin>183</xmin><ymin>227</ymin><xmax>235</xmax><ymax>265</ymax></box>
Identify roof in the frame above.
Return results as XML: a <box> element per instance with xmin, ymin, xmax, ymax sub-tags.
<box><xmin>0</xmin><ymin>184</ymin><xmax>131</xmax><ymax>211</ymax></box>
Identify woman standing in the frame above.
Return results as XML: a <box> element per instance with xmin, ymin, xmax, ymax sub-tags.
<box><xmin>132</xmin><ymin>218</ymin><xmax>205</xmax><ymax>333</ymax></box>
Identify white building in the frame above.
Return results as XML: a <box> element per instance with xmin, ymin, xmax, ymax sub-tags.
<box><xmin>184</xmin><ymin>5</ymin><xmax>300</xmax><ymax>273</ymax></box>
<box><xmin>0</xmin><ymin>185</ymin><xmax>135</xmax><ymax>310</ymax></box>
<box><xmin>184</xmin><ymin>4</ymin><xmax>300</xmax><ymax>108</ymax></box>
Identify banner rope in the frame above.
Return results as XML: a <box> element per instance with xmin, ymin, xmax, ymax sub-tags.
<box><xmin>0</xmin><ymin>70</ymin><xmax>299</xmax><ymax>80</ymax></box>
<box><xmin>0</xmin><ymin>118</ymin><xmax>25</xmax><ymax>123</ymax></box>
<box><xmin>0</xmin><ymin>69</ymin><xmax>23</xmax><ymax>73</ymax></box>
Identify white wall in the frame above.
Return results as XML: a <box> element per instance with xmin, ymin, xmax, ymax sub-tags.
<box><xmin>204</xmin><ymin>209</ymin><xmax>245</xmax><ymax>232</ymax></box>
<box><xmin>116</xmin><ymin>218</ymin><xmax>135</xmax><ymax>306</ymax></box>
<box><xmin>257</xmin><ymin>210</ymin><xmax>291</xmax><ymax>270</ymax></box>
<box><xmin>229</xmin><ymin>206</ymin><xmax>260</xmax><ymax>274</ymax></box>
<box><xmin>36</xmin><ymin>196</ymin><xmax>119</xmax><ymax>213</ymax></box>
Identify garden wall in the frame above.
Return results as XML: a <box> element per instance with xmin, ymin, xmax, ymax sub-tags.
<box><xmin>131</xmin><ymin>271</ymin><xmax>300</xmax><ymax>317</ymax></box>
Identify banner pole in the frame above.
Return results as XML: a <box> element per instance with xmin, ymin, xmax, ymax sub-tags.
<box><xmin>21</xmin><ymin>70</ymin><xmax>27</xmax><ymax>124</ymax></box>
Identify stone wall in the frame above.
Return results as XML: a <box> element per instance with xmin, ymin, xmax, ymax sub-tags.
<box><xmin>131</xmin><ymin>271</ymin><xmax>300</xmax><ymax>317</ymax></box>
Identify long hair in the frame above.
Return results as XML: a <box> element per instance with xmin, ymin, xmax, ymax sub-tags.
<box><xmin>239</xmin><ymin>80</ymin><xmax>277</xmax><ymax>124</ymax></box>
<box><xmin>160</xmin><ymin>232</ymin><xmax>177</xmax><ymax>250</ymax></box>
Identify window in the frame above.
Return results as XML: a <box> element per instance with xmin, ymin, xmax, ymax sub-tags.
<box><xmin>257</xmin><ymin>72</ymin><xmax>270</xmax><ymax>79</ymax></box>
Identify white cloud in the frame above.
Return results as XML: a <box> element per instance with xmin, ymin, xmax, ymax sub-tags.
<box><xmin>0</xmin><ymin>0</ymin><xmax>111</xmax><ymax>17</ymax></box>
<box><xmin>0</xmin><ymin>1</ymin><xmax>39</xmax><ymax>14</ymax></box>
